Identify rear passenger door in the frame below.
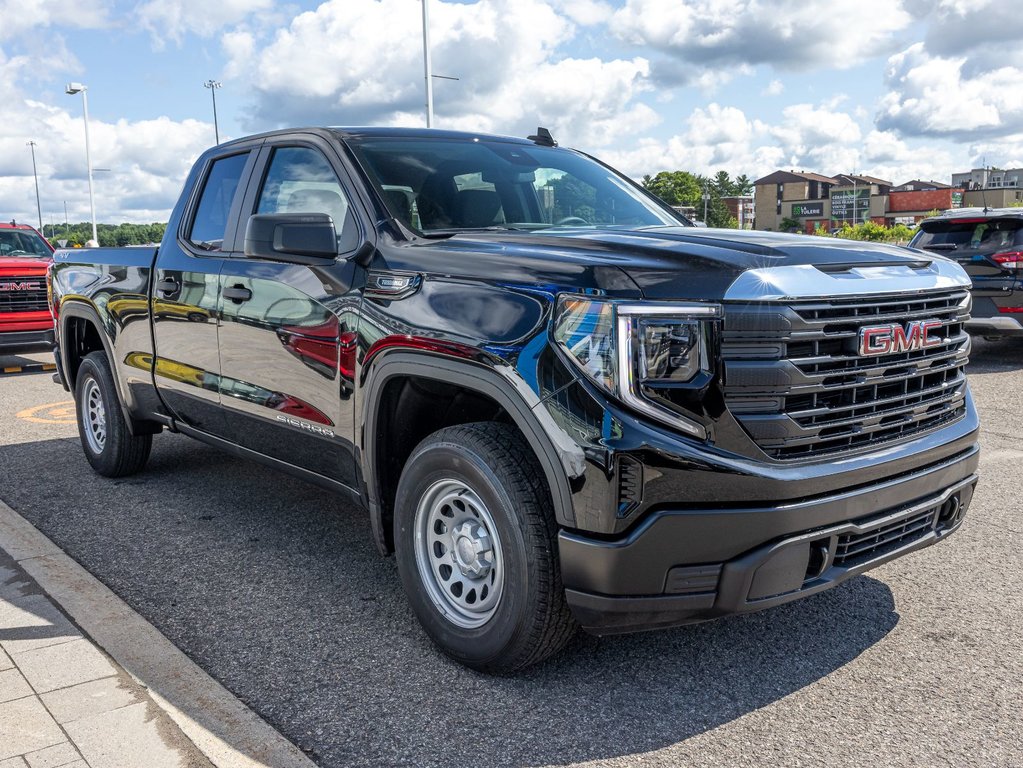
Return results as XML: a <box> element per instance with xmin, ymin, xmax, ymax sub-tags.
<box><xmin>152</xmin><ymin>148</ymin><xmax>257</xmax><ymax>437</ymax></box>
<box><xmin>216</xmin><ymin>138</ymin><xmax>365</xmax><ymax>488</ymax></box>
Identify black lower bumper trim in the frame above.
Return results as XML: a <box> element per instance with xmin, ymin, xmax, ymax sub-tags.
<box><xmin>563</xmin><ymin>461</ymin><xmax>978</xmax><ymax>634</ymax></box>
<box><xmin>0</xmin><ymin>329</ymin><xmax>54</xmax><ymax>352</ymax></box>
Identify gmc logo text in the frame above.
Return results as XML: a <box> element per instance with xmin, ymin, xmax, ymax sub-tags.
<box><xmin>858</xmin><ymin>319</ymin><xmax>944</xmax><ymax>356</ymax></box>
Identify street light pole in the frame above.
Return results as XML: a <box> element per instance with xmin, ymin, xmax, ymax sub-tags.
<box><xmin>422</xmin><ymin>0</ymin><xmax>434</xmax><ymax>127</ymax></box>
<box><xmin>26</xmin><ymin>141</ymin><xmax>42</xmax><ymax>231</ymax></box>
<box><xmin>65</xmin><ymin>83</ymin><xmax>98</xmax><ymax>245</ymax></box>
<box><xmin>204</xmin><ymin>80</ymin><xmax>222</xmax><ymax>144</ymax></box>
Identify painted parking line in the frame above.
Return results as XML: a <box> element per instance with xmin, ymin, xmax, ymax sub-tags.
<box><xmin>2</xmin><ymin>362</ymin><xmax>57</xmax><ymax>375</ymax></box>
<box><xmin>15</xmin><ymin>400</ymin><xmax>76</xmax><ymax>425</ymax></box>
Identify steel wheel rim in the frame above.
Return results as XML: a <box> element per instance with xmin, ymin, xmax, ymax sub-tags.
<box><xmin>81</xmin><ymin>378</ymin><xmax>107</xmax><ymax>454</ymax></box>
<box><xmin>413</xmin><ymin>478</ymin><xmax>505</xmax><ymax>629</ymax></box>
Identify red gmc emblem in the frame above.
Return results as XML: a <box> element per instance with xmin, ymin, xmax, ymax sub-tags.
<box><xmin>0</xmin><ymin>282</ymin><xmax>42</xmax><ymax>292</ymax></box>
<box><xmin>858</xmin><ymin>319</ymin><xmax>944</xmax><ymax>356</ymax></box>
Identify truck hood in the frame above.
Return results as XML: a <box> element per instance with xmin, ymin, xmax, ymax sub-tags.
<box><xmin>433</xmin><ymin>226</ymin><xmax>969</xmax><ymax>300</ymax></box>
<box><xmin>0</xmin><ymin>256</ymin><xmax>51</xmax><ymax>276</ymax></box>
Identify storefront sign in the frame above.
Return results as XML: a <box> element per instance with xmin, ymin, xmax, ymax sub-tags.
<box><xmin>791</xmin><ymin>202</ymin><xmax>824</xmax><ymax>218</ymax></box>
<box><xmin>830</xmin><ymin>188</ymin><xmax>870</xmax><ymax>223</ymax></box>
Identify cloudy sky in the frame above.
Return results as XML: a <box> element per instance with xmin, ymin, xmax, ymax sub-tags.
<box><xmin>2</xmin><ymin>0</ymin><xmax>1021</xmax><ymax>226</ymax></box>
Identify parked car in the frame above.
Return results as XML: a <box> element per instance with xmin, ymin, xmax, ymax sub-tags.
<box><xmin>49</xmin><ymin>127</ymin><xmax>979</xmax><ymax>672</ymax></box>
<box><xmin>0</xmin><ymin>221</ymin><xmax>55</xmax><ymax>353</ymax></box>
<box><xmin>910</xmin><ymin>207</ymin><xmax>1023</xmax><ymax>338</ymax></box>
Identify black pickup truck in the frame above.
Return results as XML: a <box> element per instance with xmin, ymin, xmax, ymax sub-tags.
<box><xmin>49</xmin><ymin>127</ymin><xmax>980</xmax><ymax>672</ymax></box>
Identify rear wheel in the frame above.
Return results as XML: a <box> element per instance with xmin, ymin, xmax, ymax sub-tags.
<box><xmin>74</xmin><ymin>351</ymin><xmax>152</xmax><ymax>477</ymax></box>
<box><xmin>394</xmin><ymin>422</ymin><xmax>577</xmax><ymax>673</ymax></box>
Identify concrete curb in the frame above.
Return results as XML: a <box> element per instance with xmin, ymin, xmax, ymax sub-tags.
<box><xmin>0</xmin><ymin>499</ymin><xmax>318</xmax><ymax>768</ymax></box>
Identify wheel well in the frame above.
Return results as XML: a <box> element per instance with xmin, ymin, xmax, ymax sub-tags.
<box><xmin>374</xmin><ymin>375</ymin><xmax>520</xmax><ymax>552</ymax></box>
<box><xmin>64</xmin><ymin>316</ymin><xmax>105</xmax><ymax>388</ymax></box>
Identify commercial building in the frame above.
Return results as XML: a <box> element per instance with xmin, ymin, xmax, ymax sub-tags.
<box><xmin>952</xmin><ymin>167</ymin><xmax>1023</xmax><ymax>208</ymax></box>
<box><xmin>888</xmin><ymin>181</ymin><xmax>962</xmax><ymax>224</ymax></box>
<box><xmin>752</xmin><ymin>170</ymin><xmax>835</xmax><ymax>232</ymax></box>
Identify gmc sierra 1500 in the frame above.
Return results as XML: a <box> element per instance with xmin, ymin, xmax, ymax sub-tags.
<box><xmin>49</xmin><ymin>127</ymin><xmax>979</xmax><ymax>672</ymax></box>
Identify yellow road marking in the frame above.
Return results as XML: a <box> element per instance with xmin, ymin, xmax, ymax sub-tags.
<box><xmin>2</xmin><ymin>363</ymin><xmax>57</xmax><ymax>374</ymax></box>
<box><xmin>16</xmin><ymin>400</ymin><xmax>77</xmax><ymax>425</ymax></box>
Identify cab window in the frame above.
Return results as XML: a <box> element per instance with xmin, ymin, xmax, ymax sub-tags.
<box><xmin>255</xmin><ymin>147</ymin><xmax>358</xmax><ymax>252</ymax></box>
<box><xmin>188</xmin><ymin>153</ymin><xmax>249</xmax><ymax>251</ymax></box>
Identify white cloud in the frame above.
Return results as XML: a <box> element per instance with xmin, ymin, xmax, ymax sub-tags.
<box><xmin>135</xmin><ymin>0</ymin><xmax>274</xmax><ymax>47</ymax></box>
<box><xmin>226</xmin><ymin>0</ymin><xmax>654</xmax><ymax>147</ymax></box>
<box><xmin>0</xmin><ymin>0</ymin><xmax>109</xmax><ymax>41</ymax></box>
<box><xmin>763</xmin><ymin>79</ymin><xmax>784</xmax><ymax>97</ymax></box>
<box><xmin>549</xmin><ymin>0</ymin><xmax>614</xmax><ymax>25</ymax></box>
<box><xmin>878</xmin><ymin>42</ymin><xmax>1023</xmax><ymax>140</ymax></box>
<box><xmin>611</xmin><ymin>0</ymin><xmax>912</xmax><ymax>82</ymax></box>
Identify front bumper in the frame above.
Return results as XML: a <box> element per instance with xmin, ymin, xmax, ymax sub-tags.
<box><xmin>0</xmin><ymin>328</ymin><xmax>55</xmax><ymax>352</ymax></box>
<box><xmin>561</xmin><ymin>445</ymin><xmax>979</xmax><ymax>634</ymax></box>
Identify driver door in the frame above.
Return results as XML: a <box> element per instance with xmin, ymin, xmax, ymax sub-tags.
<box><xmin>216</xmin><ymin>140</ymin><xmax>364</xmax><ymax>489</ymax></box>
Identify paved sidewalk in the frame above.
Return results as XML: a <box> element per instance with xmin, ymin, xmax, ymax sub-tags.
<box><xmin>0</xmin><ymin>501</ymin><xmax>317</xmax><ymax>768</ymax></box>
<box><xmin>0</xmin><ymin>547</ymin><xmax>212</xmax><ymax>767</ymax></box>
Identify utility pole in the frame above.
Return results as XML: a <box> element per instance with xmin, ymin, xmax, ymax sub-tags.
<box><xmin>204</xmin><ymin>80</ymin><xmax>222</xmax><ymax>144</ymax></box>
<box><xmin>26</xmin><ymin>141</ymin><xmax>42</xmax><ymax>231</ymax></box>
<box><xmin>422</xmin><ymin>0</ymin><xmax>434</xmax><ymax>127</ymax></box>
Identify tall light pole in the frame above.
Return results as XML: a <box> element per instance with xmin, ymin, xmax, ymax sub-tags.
<box><xmin>26</xmin><ymin>141</ymin><xmax>42</xmax><ymax>231</ymax></box>
<box><xmin>204</xmin><ymin>80</ymin><xmax>222</xmax><ymax>144</ymax></box>
<box><xmin>422</xmin><ymin>0</ymin><xmax>434</xmax><ymax>127</ymax></box>
<box><xmin>65</xmin><ymin>83</ymin><xmax>98</xmax><ymax>246</ymax></box>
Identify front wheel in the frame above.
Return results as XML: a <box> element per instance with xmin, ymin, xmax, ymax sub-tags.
<box><xmin>74</xmin><ymin>351</ymin><xmax>152</xmax><ymax>477</ymax></box>
<box><xmin>394</xmin><ymin>422</ymin><xmax>577</xmax><ymax>673</ymax></box>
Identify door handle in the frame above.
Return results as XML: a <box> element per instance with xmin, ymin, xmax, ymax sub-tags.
<box><xmin>155</xmin><ymin>277</ymin><xmax>179</xmax><ymax>295</ymax></box>
<box><xmin>223</xmin><ymin>285</ymin><xmax>252</xmax><ymax>303</ymax></box>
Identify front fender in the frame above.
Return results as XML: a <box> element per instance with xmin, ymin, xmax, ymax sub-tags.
<box><xmin>360</xmin><ymin>347</ymin><xmax>584</xmax><ymax>553</ymax></box>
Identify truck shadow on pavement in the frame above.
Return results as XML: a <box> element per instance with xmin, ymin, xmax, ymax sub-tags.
<box><xmin>0</xmin><ymin>435</ymin><xmax>899</xmax><ymax>767</ymax></box>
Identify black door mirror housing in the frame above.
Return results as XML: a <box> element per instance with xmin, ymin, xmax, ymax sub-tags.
<box><xmin>244</xmin><ymin>213</ymin><xmax>338</xmax><ymax>265</ymax></box>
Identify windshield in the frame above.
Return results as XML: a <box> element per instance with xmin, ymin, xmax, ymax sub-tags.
<box><xmin>910</xmin><ymin>217</ymin><xmax>1023</xmax><ymax>256</ymax></box>
<box><xmin>0</xmin><ymin>229</ymin><xmax>52</xmax><ymax>258</ymax></box>
<box><xmin>347</xmin><ymin>137</ymin><xmax>683</xmax><ymax>235</ymax></box>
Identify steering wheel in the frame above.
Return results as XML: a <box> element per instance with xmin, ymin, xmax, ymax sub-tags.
<box><xmin>554</xmin><ymin>216</ymin><xmax>589</xmax><ymax>226</ymax></box>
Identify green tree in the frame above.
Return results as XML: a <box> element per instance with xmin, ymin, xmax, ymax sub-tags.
<box><xmin>734</xmin><ymin>174</ymin><xmax>753</xmax><ymax>195</ymax></box>
<box><xmin>641</xmin><ymin>171</ymin><xmax>702</xmax><ymax>207</ymax></box>
<box><xmin>712</xmin><ymin>170</ymin><xmax>733</xmax><ymax>196</ymax></box>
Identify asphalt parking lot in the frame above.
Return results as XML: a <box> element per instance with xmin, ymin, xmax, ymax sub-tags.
<box><xmin>0</xmin><ymin>343</ymin><xmax>1020</xmax><ymax>768</ymax></box>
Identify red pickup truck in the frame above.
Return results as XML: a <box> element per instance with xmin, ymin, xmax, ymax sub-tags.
<box><xmin>0</xmin><ymin>221</ymin><xmax>55</xmax><ymax>353</ymax></box>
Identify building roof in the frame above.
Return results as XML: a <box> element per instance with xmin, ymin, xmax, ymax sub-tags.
<box><xmin>892</xmin><ymin>180</ymin><xmax>951</xmax><ymax>191</ymax></box>
<box><xmin>753</xmin><ymin>170</ymin><xmax>837</xmax><ymax>186</ymax></box>
<box><xmin>833</xmin><ymin>173</ymin><xmax>892</xmax><ymax>187</ymax></box>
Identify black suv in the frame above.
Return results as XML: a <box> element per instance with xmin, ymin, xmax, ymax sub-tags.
<box><xmin>910</xmin><ymin>208</ymin><xmax>1023</xmax><ymax>338</ymax></box>
<box><xmin>50</xmin><ymin>127</ymin><xmax>979</xmax><ymax>672</ymax></box>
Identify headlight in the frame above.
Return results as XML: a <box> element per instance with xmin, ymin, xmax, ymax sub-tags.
<box><xmin>553</xmin><ymin>298</ymin><xmax>719</xmax><ymax>438</ymax></box>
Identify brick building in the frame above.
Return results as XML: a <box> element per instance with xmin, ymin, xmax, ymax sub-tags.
<box><xmin>888</xmin><ymin>181</ymin><xmax>962</xmax><ymax>224</ymax></box>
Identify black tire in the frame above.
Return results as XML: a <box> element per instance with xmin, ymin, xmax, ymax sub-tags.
<box><xmin>394</xmin><ymin>422</ymin><xmax>577</xmax><ymax>673</ymax></box>
<box><xmin>74</xmin><ymin>351</ymin><xmax>152</xmax><ymax>477</ymax></box>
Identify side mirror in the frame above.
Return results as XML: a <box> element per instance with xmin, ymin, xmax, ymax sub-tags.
<box><xmin>244</xmin><ymin>213</ymin><xmax>337</xmax><ymax>265</ymax></box>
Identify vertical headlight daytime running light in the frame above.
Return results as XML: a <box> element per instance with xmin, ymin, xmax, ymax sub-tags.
<box><xmin>554</xmin><ymin>298</ymin><xmax>720</xmax><ymax>440</ymax></box>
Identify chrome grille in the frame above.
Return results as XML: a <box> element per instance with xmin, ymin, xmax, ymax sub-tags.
<box><xmin>0</xmin><ymin>275</ymin><xmax>48</xmax><ymax>312</ymax></box>
<box><xmin>721</xmin><ymin>289</ymin><xmax>970</xmax><ymax>461</ymax></box>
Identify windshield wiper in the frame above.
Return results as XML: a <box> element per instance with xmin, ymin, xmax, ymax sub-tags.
<box><xmin>920</xmin><ymin>243</ymin><xmax>958</xmax><ymax>251</ymax></box>
<box><xmin>194</xmin><ymin>239</ymin><xmax>223</xmax><ymax>251</ymax></box>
